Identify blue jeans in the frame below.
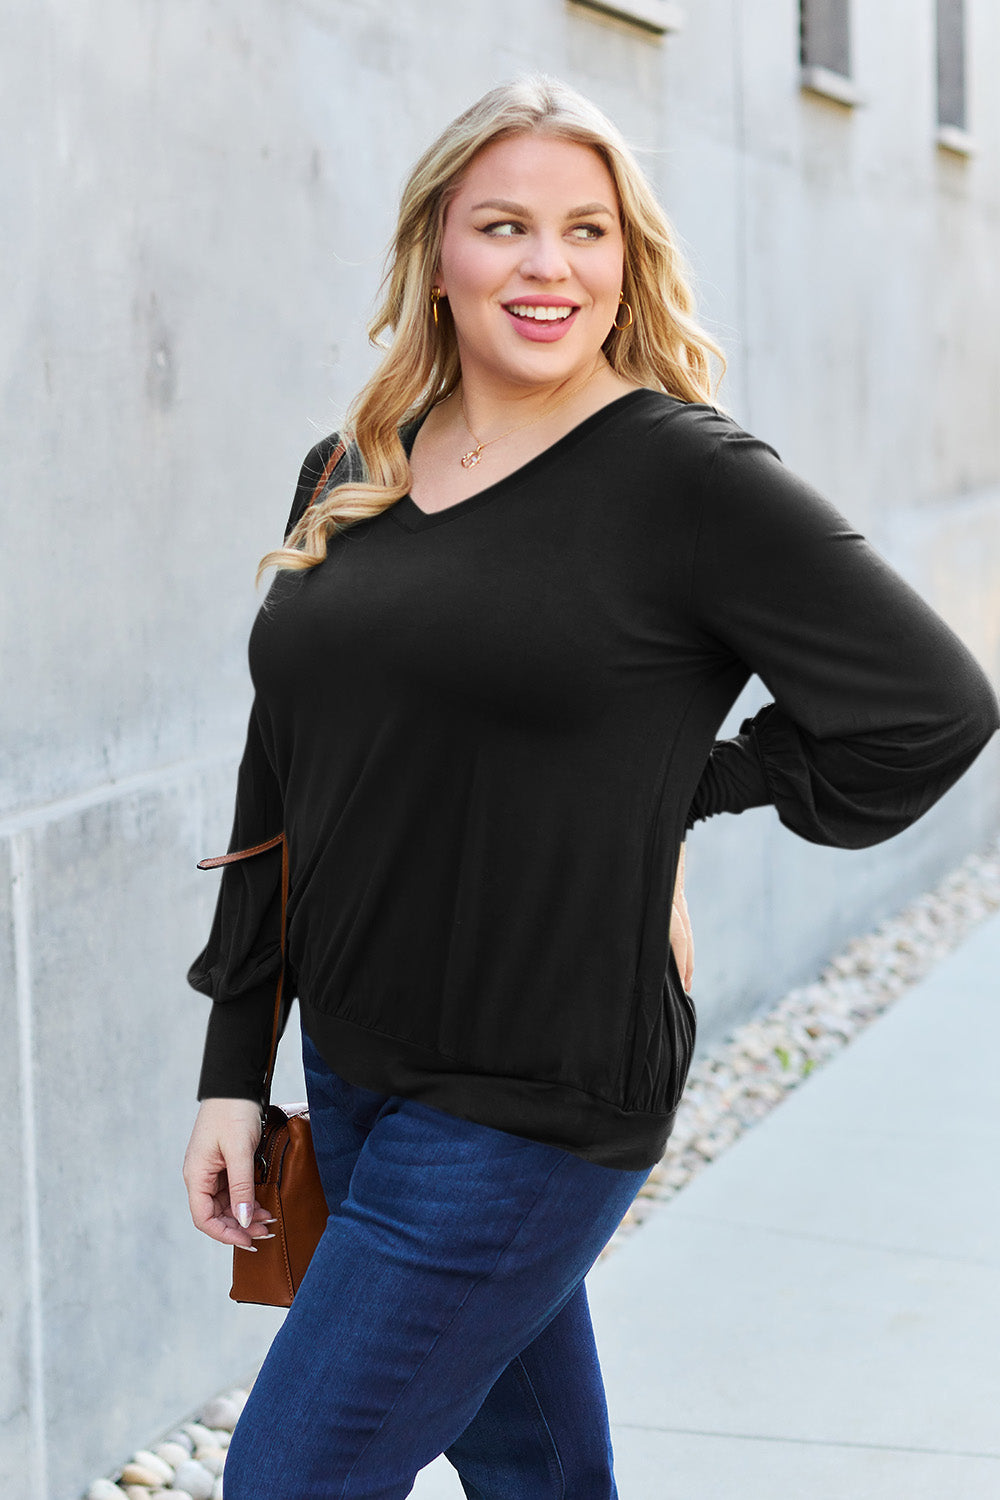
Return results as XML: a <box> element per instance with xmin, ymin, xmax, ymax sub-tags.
<box><xmin>223</xmin><ymin>1028</ymin><xmax>648</xmax><ymax>1499</ymax></box>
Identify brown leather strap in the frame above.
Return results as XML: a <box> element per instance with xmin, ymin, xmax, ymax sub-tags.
<box><xmin>197</xmin><ymin>832</ymin><xmax>289</xmax><ymax>1109</ymax></box>
<box><xmin>197</xmin><ymin>833</ymin><xmax>284</xmax><ymax>869</ymax></box>
<box><xmin>308</xmin><ymin>438</ymin><xmax>347</xmax><ymax>507</ymax></box>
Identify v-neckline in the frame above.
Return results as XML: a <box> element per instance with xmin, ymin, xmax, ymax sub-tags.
<box><xmin>390</xmin><ymin>388</ymin><xmax>654</xmax><ymax>533</ymax></box>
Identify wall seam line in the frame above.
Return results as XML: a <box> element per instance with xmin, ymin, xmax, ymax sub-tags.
<box><xmin>0</xmin><ymin>750</ymin><xmax>237</xmax><ymax>839</ymax></box>
<box><xmin>12</xmin><ymin>832</ymin><xmax>48</xmax><ymax>1500</ymax></box>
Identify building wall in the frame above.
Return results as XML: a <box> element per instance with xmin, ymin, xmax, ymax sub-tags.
<box><xmin>3</xmin><ymin>2</ymin><xmax>998</xmax><ymax>1494</ymax></box>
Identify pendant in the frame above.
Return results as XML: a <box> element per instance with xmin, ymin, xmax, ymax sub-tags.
<box><xmin>460</xmin><ymin>448</ymin><xmax>483</xmax><ymax>469</ymax></box>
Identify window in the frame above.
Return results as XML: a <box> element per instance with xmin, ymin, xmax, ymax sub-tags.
<box><xmin>936</xmin><ymin>0</ymin><xmax>968</xmax><ymax>133</ymax></box>
<box><xmin>799</xmin><ymin>0</ymin><xmax>861</xmax><ymax>107</ymax></box>
<box><xmin>800</xmin><ymin>0</ymin><xmax>851</xmax><ymax>77</ymax></box>
<box><xmin>569</xmin><ymin>0</ymin><xmax>684</xmax><ymax>35</ymax></box>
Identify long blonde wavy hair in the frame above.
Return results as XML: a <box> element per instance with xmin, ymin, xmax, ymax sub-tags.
<box><xmin>260</xmin><ymin>74</ymin><xmax>726</xmax><ymax>579</ymax></box>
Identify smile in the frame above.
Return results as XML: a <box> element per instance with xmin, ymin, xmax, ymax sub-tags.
<box><xmin>501</xmin><ymin>302</ymin><xmax>581</xmax><ymax>343</ymax></box>
<box><xmin>504</xmin><ymin>303</ymin><xmax>577</xmax><ymax>321</ymax></box>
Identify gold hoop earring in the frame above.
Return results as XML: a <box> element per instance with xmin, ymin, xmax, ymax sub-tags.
<box><xmin>614</xmin><ymin>293</ymin><xmax>633</xmax><ymax>331</ymax></box>
<box><xmin>429</xmin><ymin>287</ymin><xmax>443</xmax><ymax>326</ymax></box>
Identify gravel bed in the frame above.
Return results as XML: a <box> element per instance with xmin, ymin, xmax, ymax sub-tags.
<box><xmin>85</xmin><ymin>832</ymin><xmax>1000</xmax><ymax>1497</ymax></box>
<box><xmin>84</xmin><ymin>1395</ymin><xmax>245</xmax><ymax>1499</ymax></box>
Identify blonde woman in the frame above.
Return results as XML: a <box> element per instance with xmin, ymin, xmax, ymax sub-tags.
<box><xmin>183</xmin><ymin>76</ymin><xmax>998</xmax><ymax>1498</ymax></box>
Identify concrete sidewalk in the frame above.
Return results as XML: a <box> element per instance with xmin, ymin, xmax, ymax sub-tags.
<box><xmin>412</xmin><ymin>907</ymin><xmax>1000</xmax><ymax>1499</ymax></box>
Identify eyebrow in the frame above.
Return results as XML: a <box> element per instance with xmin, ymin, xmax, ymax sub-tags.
<box><xmin>469</xmin><ymin>199</ymin><xmax>616</xmax><ymax>218</ymax></box>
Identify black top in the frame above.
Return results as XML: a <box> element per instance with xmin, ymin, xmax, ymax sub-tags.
<box><xmin>189</xmin><ymin>390</ymin><xmax>998</xmax><ymax>1169</ymax></box>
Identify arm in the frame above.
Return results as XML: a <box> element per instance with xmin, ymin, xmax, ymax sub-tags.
<box><xmin>187</xmin><ymin>701</ymin><xmax>287</xmax><ymax>1101</ymax></box>
<box><xmin>184</xmin><ymin>699</ymin><xmax>286</xmax><ymax>1247</ymax></box>
<box><xmin>669</xmin><ymin>842</ymin><xmax>694</xmax><ymax>991</ymax></box>
<box><xmin>189</xmin><ymin>430</ymin><xmax>349</xmax><ymax>1097</ymax></box>
<box><xmin>683</xmin><ymin>422</ymin><xmax>999</xmax><ymax>845</ymax></box>
<box><xmin>183</xmin><ymin>433</ymin><xmax>347</xmax><ymax>1246</ymax></box>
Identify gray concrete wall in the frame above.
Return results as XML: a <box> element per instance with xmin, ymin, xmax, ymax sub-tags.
<box><xmin>3</xmin><ymin>2</ymin><xmax>998</xmax><ymax>1495</ymax></box>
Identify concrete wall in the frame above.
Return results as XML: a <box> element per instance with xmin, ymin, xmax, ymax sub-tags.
<box><xmin>3</xmin><ymin>2</ymin><xmax>998</xmax><ymax>1494</ymax></box>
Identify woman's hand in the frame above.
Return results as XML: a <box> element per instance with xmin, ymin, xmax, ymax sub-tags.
<box><xmin>669</xmin><ymin>843</ymin><xmax>694</xmax><ymax>992</ymax></box>
<box><xmin>183</xmin><ymin>1098</ymin><xmax>272</xmax><ymax>1251</ymax></box>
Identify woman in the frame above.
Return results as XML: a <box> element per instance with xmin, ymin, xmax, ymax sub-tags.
<box><xmin>183</xmin><ymin>76</ymin><xmax>998</xmax><ymax>1498</ymax></box>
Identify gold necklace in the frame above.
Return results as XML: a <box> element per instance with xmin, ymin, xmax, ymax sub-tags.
<box><xmin>456</xmin><ymin>369</ymin><xmax>599</xmax><ymax>470</ymax></box>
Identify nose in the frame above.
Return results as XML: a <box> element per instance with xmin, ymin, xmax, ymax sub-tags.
<box><xmin>518</xmin><ymin>229</ymin><xmax>571</xmax><ymax>284</ymax></box>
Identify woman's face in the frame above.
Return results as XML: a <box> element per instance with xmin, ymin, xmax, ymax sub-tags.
<box><xmin>435</xmin><ymin>133</ymin><xmax>626</xmax><ymax>395</ymax></box>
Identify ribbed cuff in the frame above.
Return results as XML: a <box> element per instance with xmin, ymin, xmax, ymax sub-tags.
<box><xmin>196</xmin><ymin>979</ymin><xmax>278</xmax><ymax>1102</ymax></box>
<box><xmin>684</xmin><ymin>716</ymin><xmax>774</xmax><ymax>831</ymax></box>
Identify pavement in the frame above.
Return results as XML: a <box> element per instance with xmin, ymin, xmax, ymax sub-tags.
<box><xmin>411</xmin><ymin>906</ymin><xmax>1000</xmax><ymax>1499</ymax></box>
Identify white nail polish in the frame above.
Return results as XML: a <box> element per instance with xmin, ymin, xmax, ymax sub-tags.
<box><xmin>236</xmin><ymin>1203</ymin><xmax>253</xmax><ymax>1229</ymax></box>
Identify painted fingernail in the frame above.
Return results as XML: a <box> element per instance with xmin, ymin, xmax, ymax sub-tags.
<box><xmin>236</xmin><ymin>1203</ymin><xmax>253</xmax><ymax>1229</ymax></box>
<box><xmin>234</xmin><ymin>1242</ymin><xmax>257</xmax><ymax>1252</ymax></box>
<box><xmin>262</xmin><ymin>1217</ymin><xmax>278</xmax><ymax>1225</ymax></box>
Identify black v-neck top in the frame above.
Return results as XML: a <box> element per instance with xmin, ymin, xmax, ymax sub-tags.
<box><xmin>189</xmin><ymin>391</ymin><xmax>998</xmax><ymax>1169</ymax></box>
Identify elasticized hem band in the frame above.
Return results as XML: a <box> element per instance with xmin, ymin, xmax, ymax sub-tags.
<box><xmin>300</xmin><ymin>1004</ymin><xmax>677</xmax><ymax>1172</ymax></box>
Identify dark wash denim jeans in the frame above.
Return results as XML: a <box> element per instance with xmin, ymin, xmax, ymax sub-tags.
<box><xmin>222</xmin><ymin>1027</ymin><xmax>649</xmax><ymax>1499</ymax></box>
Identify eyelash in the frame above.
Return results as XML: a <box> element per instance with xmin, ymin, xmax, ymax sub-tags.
<box><xmin>481</xmin><ymin>221</ymin><xmax>607</xmax><ymax>241</ymax></box>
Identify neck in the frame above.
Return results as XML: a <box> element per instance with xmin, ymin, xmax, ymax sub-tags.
<box><xmin>455</xmin><ymin>357</ymin><xmax>610</xmax><ymax>439</ymax></box>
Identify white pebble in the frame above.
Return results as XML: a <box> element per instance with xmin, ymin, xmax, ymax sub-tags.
<box><xmin>132</xmin><ymin>1452</ymin><xmax>173</xmax><ymax>1483</ymax></box>
<box><xmin>184</xmin><ymin>1422</ymin><xmax>218</xmax><ymax>1449</ymax></box>
<box><xmin>164</xmin><ymin>1430</ymin><xmax>194</xmax><ymax>1454</ymax></box>
<box><xmin>194</xmin><ymin>1445</ymin><xmax>226</xmax><ymax>1477</ymax></box>
<box><xmin>172</xmin><ymin>1459</ymin><xmax>215</xmax><ymax>1500</ymax></box>
<box><xmin>200</xmin><ymin>1395</ymin><xmax>241</xmax><ymax>1431</ymax></box>
<box><xmin>212</xmin><ymin>1479</ymin><xmax>225</xmax><ymax>1500</ymax></box>
<box><xmin>120</xmin><ymin>1463</ymin><xmax>163</xmax><ymax>1487</ymax></box>
<box><xmin>153</xmin><ymin>1441</ymin><xmax>190</xmax><ymax>1468</ymax></box>
<box><xmin>87</xmin><ymin>1483</ymin><xmax>126</xmax><ymax>1500</ymax></box>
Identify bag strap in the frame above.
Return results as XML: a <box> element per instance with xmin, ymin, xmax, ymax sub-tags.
<box><xmin>304</xmin><ymin>437</ymin><xmax>347</xmax><ymax>512</ymax></box>
<box><xmin>193</xmin><ymin>437</ymin><xmax>348</xmax><ymax>1106</ymax></box>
